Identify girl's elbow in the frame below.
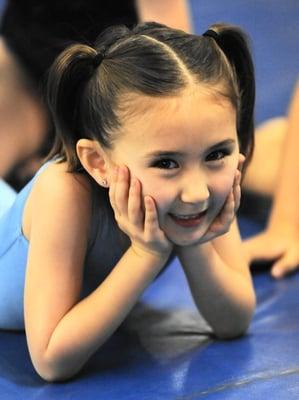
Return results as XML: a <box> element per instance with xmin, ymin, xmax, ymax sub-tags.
<box><xmin>36</xmin><ymin>368</ymin><xmax>64</xmax><ymax>383</ymax></box>
<box><xmin>34</xmin><ymin>361</ymin><xmax>78</xmax><ymax>383</ymax></box>
<box><xmin>214</xmin><ymin>297</ymin><xmax>256</xmax><ymax>340</ymax></box>
<box><xmin>213</xmin><ymin>321</ymin><xmax>249</xmax><ymax>340</ymax></box>
<box><xmin>36</xmin><ymin>367</ymin><xmax>75</xmax><ymax>383</ymax></box>
<box><xmin>36</xmin><ymin>364</ymin><xmax>82</xmax><ymax>383</ymax></box>
<box><xmin>31</xmin><ymin>351</ymin><xmax>83</xmax><ymax>382</ymax></box>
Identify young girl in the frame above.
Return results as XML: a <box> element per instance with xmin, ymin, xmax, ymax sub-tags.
<box><xmin>0</xmin><ymin>22</ymin><xmax>256</xmax><ymax>381</ymax></box>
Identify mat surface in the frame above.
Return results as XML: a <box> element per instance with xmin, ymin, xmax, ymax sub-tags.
<box><xmin>1</xmin><ymin>231</ymin><xmax>299</xmax><ymax>399</ymax></box>
<box><xmin>0</xmin><ymin>0</ymin><xmax>299</xmax><ymax>398</ymax></box>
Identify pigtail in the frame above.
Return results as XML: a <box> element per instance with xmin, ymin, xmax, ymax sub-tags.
<box><xmin>207</xmin><ymin>24</ymin><xmax>255</xmax><ymax>168</ymax></box>
<box><xmin>46</xmin><ymin>44</ymin><xmax>98</xmax><ymax>169</ymax></box>
<box><xmin>44</xmin><ymin>21</ymin><xmax>255</xmax><ymax>175</ymax></box>
<box><xmin>46</xmin><ymin>25</ymin><xmax>134</xmax><ymax>170</ymax></box>
<box><xmin>94</xmin><ymin>24</ymin><xmax>131</xmax><ymax>49</ymax></box>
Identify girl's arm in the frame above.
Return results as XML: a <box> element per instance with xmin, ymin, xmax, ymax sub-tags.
<box><xmin>177</xmin><ymin>220</ymin><xmax>255</xmax><ymax>339</ymax></box>
<box><xmin>176</xmin><ymin>171</ymin><xmax>256</xmax><ymax>338</ymax></box>
<box><xmin>24</xmin><ymin>165</ymin><xmax>171</xmax><ymax>382</ymax></box>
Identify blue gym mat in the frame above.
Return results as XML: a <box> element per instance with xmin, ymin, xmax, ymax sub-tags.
<box><xmin>0</xmin><ymin>0</ymin><xmax>299</xmax><ymax>399</ymax></box>
<box><xmin>1</xmin><ymin>230</ymin><xmax>299</xmax><ymax>400</ymax></box>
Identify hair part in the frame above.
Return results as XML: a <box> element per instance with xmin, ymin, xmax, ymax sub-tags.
<box><xmin>46</xmin><ymin>22</ymin><xmax>255</xmax><ymax>172</ymax></box>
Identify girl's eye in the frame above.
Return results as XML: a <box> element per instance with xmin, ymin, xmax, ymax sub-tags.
<box><xmin>206</xmin><ymin>149</ymin><xmax>230</xmax><ymax>163</ymax></box>
<box><xmin>151</xmin><ymin>159</ymin><xmax>179</xmax><ymax>169</ymax></box>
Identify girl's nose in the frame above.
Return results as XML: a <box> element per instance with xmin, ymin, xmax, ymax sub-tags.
<box><xmin>180</xmin><ymin>174</ymin><xmax>210</xmax><ymax>204</ymax></box>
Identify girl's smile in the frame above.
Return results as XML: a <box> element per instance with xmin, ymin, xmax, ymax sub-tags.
<box><xmin>169</xmin><ymin>210</ymin><xmax>208</xmax><ymax>227</ymax></box>
<box><xmin>107</xmin><ymin>85</ymin><xmax>240</xmax><ymax>245</ymax></box>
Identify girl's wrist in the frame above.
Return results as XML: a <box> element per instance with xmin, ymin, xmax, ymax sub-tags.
<box><xmin>129</xmin><ymin>244</ymin><xmax>171</xmax><ymax>267</ymax></box>
<box><xmin>175</xmin><ymin>241</ymin><xmax>213</xmax><ymax>261</ymax></box>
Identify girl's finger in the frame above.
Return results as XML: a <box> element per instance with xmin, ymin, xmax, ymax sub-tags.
<box><xmin>108</xmin><ymin>166</ymin><xmax>118</xmax><ymax>211</ymax></box>
<box><xmin>143</xmin><ymin>196</ymin><xmax>160</xmax><ymax>236</ymax></box>
<box><xmin>238</xmin><ymin>153</ymin><xmax>246</xmax><ymax>171</ymax></box>
<box><xmin>234</xmin><ymin>187</ymin><xmax>241</xmax><ymax>212</ymax></box>
<box><xmin>128</xmin><ymin>177</ymin><xmax>143</xmax><ymax>227</ymax></box>
<box><xmin>233</xmin><ymin>177</ymin><xmax>241</xmax><ymax>212</ymax></box>
<box><xmin>218</xmin><ymin>190</ymin><xmax>235</xmax><ymax>227</ymax></box>
<box><xmin>114</xmin><ymin>165</ymin><xmax>129</xmax><ymax>216</ymax></box>
<box><xmin>202</xmin><ymin>191</ymin><xmax>234</xmax><ymax>241</ymax></box>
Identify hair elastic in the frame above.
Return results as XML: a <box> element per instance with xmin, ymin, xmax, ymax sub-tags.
<box><xmin>93</xmin><ymin>52</ymin><xmax>104</xmax><ymax>68</ymax></box>
<box><xmin>203</xmin><ymin>29</ymin><xmax>219</xmax><ymax>41</ymax></box>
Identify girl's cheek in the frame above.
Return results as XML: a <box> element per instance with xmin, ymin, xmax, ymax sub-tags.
<box><xmin>209</xmin><ymin>165</ymin><xmax>236</xmax><ymax>209</ymax></box>
<box><xmin>144</xmin><ymin>185</ymin><xmax>170</xmax><ymax>210</ymax></box>
<box><xmin>134</xmin><ymin>174</ymin><xmax>154</xmax><ymax>197</ymax></box>
<box><xmin>141</xmin><ymin>178</ymin><xmax>173</xmax><ymax>217</ymax></box>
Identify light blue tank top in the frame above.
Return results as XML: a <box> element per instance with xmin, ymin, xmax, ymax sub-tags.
<box><xmin>0</xmin><ymin>179</ymin><xmax>16</xmax><ymax>218</ymax></box>
<box><xmin>0</xmin><ymin>163</ymin><xmax>129</xmax><ymax>330</ymax></box>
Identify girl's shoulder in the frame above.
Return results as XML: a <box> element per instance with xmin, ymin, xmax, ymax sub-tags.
<box><xmin>33</xmin><ymin>161</ymin><xmax>92</xmax><ymax>209</ymax></box>
<box><xmin>23</xmin><ymin>161</ymin><xmax>94</xmax><ymax>241</ymax></box>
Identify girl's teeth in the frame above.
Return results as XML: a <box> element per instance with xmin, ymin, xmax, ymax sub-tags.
<box><xmin>173</xmin><ymin>213</ymin><xmax>201</xmax><ymax>220</ymax></box>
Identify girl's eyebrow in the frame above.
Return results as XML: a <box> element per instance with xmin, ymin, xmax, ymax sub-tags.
<box><xmin>144</xmin><ymin>150</ymin><xmax>184</xmax><ymax>159</ymax></box>
<box><xmin>144</xmin><ymin>139</ymin><xmax>236</xmax><ymax>159</ymax></box>
<box><xmin>207</xmin><ymin>139</ymin><xmax>236</xmax><ymax>151</ymax></box>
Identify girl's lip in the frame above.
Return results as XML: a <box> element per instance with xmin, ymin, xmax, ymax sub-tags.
<box><xmin>169</xmin><ymin>210</ymin><xmax>208</xmax><ymax>228</ymax></box>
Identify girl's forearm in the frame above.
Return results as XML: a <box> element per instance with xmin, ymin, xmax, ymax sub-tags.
<box><xmin>177</xmin><ymin>242</ymin><xmax>255</xmax><ymax>339</ymax></box>
<box><xmin>33</xmin><ymin>247</ymin><xmax>168</xmax><ymax>382</ymax></box>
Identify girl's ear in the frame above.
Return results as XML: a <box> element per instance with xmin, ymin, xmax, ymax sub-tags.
<box><xmin>76</xmin><ymin>139</ymin><xmax>110</xmax><ymax>187</ymax></box>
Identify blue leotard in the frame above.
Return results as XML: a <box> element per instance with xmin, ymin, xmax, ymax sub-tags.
<box><xmin>0</xmin><ymin>163</ymin><xmax>128</xmax><ymax>330</ymax></box>
<box><xmin>0</xmin><ymin>179</ymin><xmax>16</xmax><ymax>218</ymax></box>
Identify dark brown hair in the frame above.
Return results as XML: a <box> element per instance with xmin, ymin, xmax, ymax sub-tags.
<box><xmin>46</xmin><ymin>22</ymin><xmax>255</xmax><ymax>171</ymax></box>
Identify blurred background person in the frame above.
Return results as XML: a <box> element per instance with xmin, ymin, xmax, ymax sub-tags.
<box><xmin>0</xmin><ymin>0</ymin><xmax>192</xmax><ymax>190</ymax></box>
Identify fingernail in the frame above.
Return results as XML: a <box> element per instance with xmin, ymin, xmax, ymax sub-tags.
<box><xmin>118</xmin><ymin>166</ymin><xmax>125</xmax><ymax>177</ymax></box>
<box><xmin>119</xmin><ymin>165</ymin><xmax>128</xmax><ymax>175</ymax></box>
<box><xmin>144</xmin><ymin>195</ymin><xmax>152</xmax><ymax>206</ymax></box>
<box><xmin>239</xmin><ymin>153</ymin><xmax>246</xmax><ymax>165</ymax></box>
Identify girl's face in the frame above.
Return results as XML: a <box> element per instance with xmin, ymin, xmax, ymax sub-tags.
<box><xmin>106</xmin><ymin>86</ymin><xmax>241</xmax><ymax>246</ymax></box>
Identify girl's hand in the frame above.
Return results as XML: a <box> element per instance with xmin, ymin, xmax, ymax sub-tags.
<box><xmin>197</xmin><ymin>168</ymin><xmax>241</xmax><ymax>244</ymax></box>
<box><xmin>109</xmin><ymin>166</ymin><xmax>173</xmax><ymax>260</ymax></box>
<box><xmin>175</xmin><ymin>154</ymin><xmax>244</xmax><ymax>250</ymax></box>
<box><xmin>243</xmin><ymin>226</ymin><xmax>299</xmax><ymax>278</ymax></box>
<box><xmin>175</xmin><ymin>169</ymin><xmax>241</xmax><ymax>253</ymax></box>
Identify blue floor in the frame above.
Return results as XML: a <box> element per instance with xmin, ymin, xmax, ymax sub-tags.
<box><xmin>1</xmin><ymin>0</ymin><xmax>299</xmax><ymax>399</ymax></box>
<box><xmin>2</xmin><ymin>230</ymin><xmax>299</xmax><ymax>399</ymax></box>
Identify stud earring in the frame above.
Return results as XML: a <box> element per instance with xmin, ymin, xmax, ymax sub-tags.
<box><xmin>101</xmin><ymin>178</ymin><xmax>108</xmax><ymax>187</ymax></box>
